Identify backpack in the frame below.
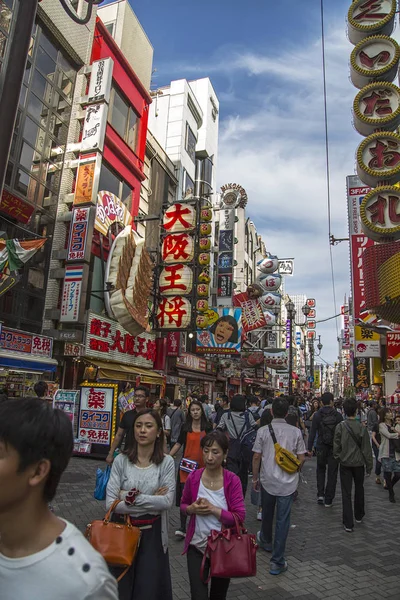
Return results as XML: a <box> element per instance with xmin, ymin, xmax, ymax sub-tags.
<box><xmin>319</xmin><ymin>411</ymin><xmax>337</xmax><ymax>446</ymax></box>
<box><xmin>227</xmin><ymin>412</ymin><xmax>256</xmax><ymax>469</ymax></box>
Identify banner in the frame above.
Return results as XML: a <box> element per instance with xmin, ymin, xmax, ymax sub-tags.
<box><xmin>78</xmin><ymin>383</ymin><xmax>118</xmax><ymax>446</ymax></box>
<box><xmin>387</xmin><ymin>333</ymin><xmax>400</xmax><ymax>360</ymax></box>
<box><xmin>354</xmin><ymin>325</ymin><xmax>380</xmax><ymax>358</ymax></box>
<box><xmin>354</xmin><ymin>357</ymin><xmax>370</xmax><ymax>390</ymax></box>
<box><xmin>196</xmin><ymin>307</ymin><xmax>242</xmax><ymax>355</ymax></box>
<box><xmin>233</xmin><ymin>292</ymin><xmax>266</xmax><ymax>332</ymax></box>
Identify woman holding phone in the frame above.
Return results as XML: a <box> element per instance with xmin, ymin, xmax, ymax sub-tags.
<box><xmin>170</xmin><ymin>400</ymin><xmax>212</xmax><ymax>538</ymax></box>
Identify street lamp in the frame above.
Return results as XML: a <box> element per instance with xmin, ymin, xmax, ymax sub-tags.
<box><xmin>286</xmin><ymin>299</ymin><xmax>296</xmax><ymax>395</ymax></box>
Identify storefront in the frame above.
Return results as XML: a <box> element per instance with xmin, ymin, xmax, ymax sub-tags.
<box><xmin>171</xmin><ymin>352</ymin><xmax>216</xmax><ymax>399</ymax></box>
<box><xmin>0</xmin><ymin>327</ymin><xmax>58</xmax><ymax>399</ymax></box>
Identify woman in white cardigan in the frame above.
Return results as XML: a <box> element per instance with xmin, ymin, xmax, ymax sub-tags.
<box><xmin>106</xmin><ymin>408</ymin><xmax>175</xmax><ymax>600</ymax></box>
<box><xmin>378</xmin><ymin>408</ymin><xmax>400</xmax><ymax>503</ymax></box>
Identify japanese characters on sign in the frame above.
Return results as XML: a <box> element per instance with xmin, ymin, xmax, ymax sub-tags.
<box><xmin>353</xmin><ymin>82</ymin><xmax>400</xmax><ymax>136</ymax></box>
<box><xmin>67</xmin><ymin>207</ymin><xmax>94</xmax><ymax>262</ymax></box>
<box><xmin>78</xmin><ymin>383</ymin><xmax>117</xmax><ymax>447</ymax></box>
<box><xmin>95</xmin><ymin>191</ymin><xmax>132</xmax><ymax>237</ymax></box>
<box><xmin>264</xmin><ymin>351</ymin><xmax>288</xmax><ymax>369</ymax></box>
<box><xmin>350</xmin><ymin>35</ymin><xmax>400</xmax><ymax>91</ymax></box>
<box><xmin>360</xmin><ymin>186</ymin><xmax>400</xmax><ymax>241</ymax></box>
<box><xmin>0</xmin><ymin>328</ymin><xmax>53</xmax><ymax>357</ymax></box>
<box><xmin>342</xmin><ymin>305</ymin><xmax>350</xmax><ymax>349</ymax></box>
<box><xmin>176</xmin><ymin>352</ymin><xmax>207</xmax><ymax>372</ymax></box>
<box><xmin>356</xmin><ymin>132</ymin><xmax>400</xmax><ymax>187</ymax></box>
<box><xmin>217</xmin><ymin>184</ymin><xmax>244</xmax><ymax>302</ymax></box>
<box><xmin>354</xmin><ymin>357</ymin><xmax>371</xmax><ymax>389</ymax></box>
<box><xmin>0</xmin><ymin>190</ymin><xmax>34</xmax><ymax>224</ymax></box>
<box><xmin>53</xmin><ymin>390</ymin><xmax>78</xmax><ymax>430</ymax></box>
<box><xmin>64</xmin><ymin>343</ymin><xmax>82</xmax><ymax>357</ymax></box>
<box><xmin>233</xmin><ymin>291</ymin><xmax>266</xmax><ymax>333</ymax></box>
<box><xmin>387</xmin><ymin>332</ymin><xmax>400</xmax><ymax>360</ymax></box>
<box><xmin>354</xmin><ymin>325</ymin><xmax>381</xmax><ymax>357</ymax></box>
<box><xmin>347</xmin><ymin>0</ymin><xmax>396</xmax><ymax>46</ymax></box>
<box><xmin>60</xmin><ymin>265</ymin><xmax>85</xmax><ymax>323</ymax></box>
<box><xmin>85</xmin><ymin>311</ymin><xmax>156</xmax><ymax>368</ymax></box>
<box><xmin>73</xmin><ymin>153</ymin><xmax>100</xmax><ymax>206</ymax></box>
<box><xmin>278</xmin><ymin>259</ymin><xmax>294</xmax><ymax>276</ymax></box>
<box><xmin>81</xmin><ymin>103</ymin><xmax>108</xmax><ymax>153</ymax></box>
<box><xmin>166</xmin><ymin>332</ymin><xmax>184</xmax><ymax>357</ymax></box>
<box><xmin>196</xmin><ymin>307</ymin><xmax>242</xmax><ymax>355</ymax></box>
<box><xmin>88</xmin><ymin>58</ymin><xmax>113</xmax><ymax>103</ymax></box>
<box><xmin>162</xmin><ymin>234</ymin><xmax>194</xmax><ymax>263</ymax></box>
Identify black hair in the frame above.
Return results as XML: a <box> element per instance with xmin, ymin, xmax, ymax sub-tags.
<box><xmin>201</xmin><ymin>430</ymin><xmax>229</xmax><ymax>454</ymax></box>
<box><xmin>230</xmin><ymin>394</ymin><xmax>246</xmax><ymax>412</ymax></box>
<box><xmin>286</xmin><ymin>413</ymin><xmax>298</xmax><ymax>427</ymax></box>
<box><xmin>247</xmin><ymin>395</ymin><xmax>259</xmax><ymax>406</ymax></box>
<box><xmin>200</xmin><ymin>394</ymin><xmax>209</xmax><ymax>403</ymax></box>
<box><xmin>343</xmin><ymin>398</ymin><xmax>357</xmax><ymax>417</ymax></box>
<box><xmin>124</xmin><ymin>409</ymin><xmax>165</xmax><ymax>465</ymax></box>
<box><xmin>287</xmin><ymin>395</ymin><xmax>297</xmax><ymax>407</ymax></box>
<box><xmin>321</xmin><ymin>392</ymin><xmax>334</xmax><ymax>406</ymax></box>
<box><xmin>173</xmin><ymin>398</ymin><xmax>182</xmax><ymax>407</ymax></box>
<box><xmin>34</xmin><ymin>380</ymin><xmax>48</xmax><ymax>398</ymax></box>
<box><xmin>379</xmin><ymin>407</ymin><xmax>391</xmax><ymax>424</ymax></box>
<box><xmin>186</xmin><ymin>400</ymin><xmax>211</xmax><ymax>432</ymax></box>
<box><xmin>260</xmin><ymin>407</ymin><xmax>273</xmax><ymax>427</ymax></box>
<box><xmin>135</xmin><ymin>385</ymin><xmax>149</xmax><ymax>397</ymax></box>
<box><xmin>0</xmin><ymin>397</ymin><xmax>73</xmax><ymax>502</ymax></box>
<box><xmin>209</xmin><ymin>315</ymin><xmax>239</xmax><ymax>343</ymax></box>
<box><xmin>272</xmin><ymin>397</ymin><xmax>289</xmax><ymax>419</ymax></box>
<box><xmin>219</xmin><ymin>394</ymin><xmax>229</xmax><ymax>405</ymax></box>
<box><xmin>156</xmin><ymin>398</ymin><xmax>168</xmax><ymax>417</ymax></box>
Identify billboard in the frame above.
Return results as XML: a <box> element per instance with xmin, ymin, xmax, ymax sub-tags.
<box><xmin>196</xmin><ymin>307</ymin><xmax>242</xmax><ymax>355</ymax></box>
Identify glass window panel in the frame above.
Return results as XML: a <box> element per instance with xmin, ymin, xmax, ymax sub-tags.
<box><xmin>186</xmin><ymin>124</ymin><xmax>196</xmax><ymax>163</ymax></box>
<box><xmin>121</xmin><ymin>181</ymin><xmax>132</xmax><ymax>212</ymax></box>
<box><xmin>24</xmin><ymin>60</ymin><xmax>32</xmax><ymax>85</ymax></box>
<box><xmin>39</xmin><ymin>32</ymin><xmax>58</xmax><ymax>61</ymax></box>
<box><xmin>19</xmin><ymin>141</ymin><xmax>38</xmax><ymax>173</ymax></box>
<box><xmin>127</xmin><ymin>109</ymin><xmax>138</xmax><ymax>149</ymax></box>
<box><xmin>49</xmin><ymin>117</ymin><xmax>68</xmax><ymax>143</ymax></box>
<box><xmin>53</xmin><ymin>92</ymin><xmax>71</xmax><ymax>122</ymax></box>
<box><xmin>183</xmin><ymin>170</ymin><xmax>195</xmax><ymax>197</ymax></box>
<box><xmin>31</xmin><ymin>69</ymin><xmax>47</xmax><ymax>99</ymax></box>
<box><xmin>28</xmin><ymin>268</ymin><xmax>45</xmax><ymax>290</ymax></box>
<box><xmin>98</xmin><ymin>162</ymin><xmax>120</xmax><ymax>196</ymax></box>
<box><xmin>19</xmin><ymin>85</ymin><xmax>27</xmax><ymax>108</ymax></box>
<box><xmin>15</xmin><ymin>168</ymin><xmax>32</xmax><ymax>196</ymax></box>
<box><xmin>10</xmin><ymin>133</ymin><xmax>17</xmax><ymax>158</ymax></box>
<box><xmin>110</xmin><ymin>89</ymin><xmax>128</xmax><ymax>139</ymax></box>
<box><xmin>59</xmin><ymin>73</ymin><xmax>74</xmax><ymax>102</ymax></box>
<box><xmin>27</xmin><ymin>93</ymin><xmax>46</xmax><ymax>121</ymax></box>
<box><xmin>5</xmin><ymin>161</ymin><xmax>12</xmax><ymax>186</ymax></box>
<box><xmin>26</xmin><ymin>295</ymin><xmax>44</xmax><ymax>322</ymax></box>
<box><xmin>58</xmin><ymin>54</ymin><xmax>76</xmax><ymax>82</ymax></box>
<box><xmin>0</xmin><ymin>32</ymin><xmax>5</xmax><ymax>58</ymax></box>
<box><xmin>0</xmin><ymin>2</ymin><xmax>12</xmax><ymax>33</ymax></box>
<box><xmin>36</xmin><ymin>46</ymin><xmax>56</xmax><ymax>81</ymax></box>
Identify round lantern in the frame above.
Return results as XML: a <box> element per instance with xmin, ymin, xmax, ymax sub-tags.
<box><xmin>353</xmin><ymin>82</ymin><xmax>400</xmax><ymax>136</ymax></box>
<box><xmin>356</xmin><ymin>131</ymin><xmax>400</xmax><ymax>187</ymax></box>
<box><xmin>259</xmin><ymin>292</ymin><xmax>282</xmax><ymax>310</ymax></box>
<box><xmin>199</xmin><ymin>253</ymin><xmax>210</xmax><ymax>266</ymax></box>
<box><xmin>198</xmin><ymin>270</ymin><xmax>211</xmax><ymax>283</ymax></box>
<box><xmin>350</xmin><ymin>35</ymin><xmax>400</xmax><ymax>89</ymax></box>
<box><xmin>157</xmin><ymin>296</ymin><xmax>191</xmax><ymax>329</ymax></box>
<box><xmin>257</xmin><ymin>256</ymin><xmax>279</xmax><ymax>274</ymax></box>
<box><xmin>200</xmin><ymin>208</ymin><xmax>212</xmax><ymax>222</ymax></box>
<box><xmin>196</xmin><ymin>299</ymin><xmax>209</xmax><ymax>312</ymax></box>
<box><xmin>196</xmin><ymin>314</ymin><xmax>209</xmax><ymax>329</ymax></box>
<box><xmin>263</xmin><ymin>310</ymin><xmax>277</xmax><ymax>325</ymax></box>
<box><xmin>360</xmin><ymin>185</ymin><xmax>400</xmax><ymax>241</ymax></box>
<box><xmin>347</xmin><ymin>0</ymin><xmax>396</xmax><ymax>46</ymax></box>
<box><xmin>199</xmin><ymin>238</ymin><xmax>211</xmax><ymax>251</ymax></box>
<box><xmin>197</xmin><ymin>283</ymin><xmax>209</xmax><ymax>297</ymax></box>
<box><xmin>163</xmin><ymin>203</ymin><xmax>196</xmax><ymax>232</ymax></box>
<box><xmin>256</xmin><ymin>273</ymin><xmax>282</xmax><ymax>293</ymax></box>
<box><xmin>162</xmin><ymin>233</ymin><xmax>194</xmax><ymax>263</ymax></box>
<box><xmin>200</xmin><ymin>223</ymin><xmax>212</xmax><ymax>236</ymax></box>
<box><xmin>159</xmin><ymin>264</ymin><xmax>193</xmax><ymax>296</ymax></box>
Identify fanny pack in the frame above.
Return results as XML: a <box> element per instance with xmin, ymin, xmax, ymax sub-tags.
<box><xmin>268</xmin><ymin>424</ymin><xmax>301</xmax><ymax>474</ymax></box>
<box><xmin>179</xmin><ymin>457</ymin><xmax>199</xmax><ymax>474</ymax></box>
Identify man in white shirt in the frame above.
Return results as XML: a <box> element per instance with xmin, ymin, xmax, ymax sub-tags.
<box><xmin>252</xmin><ymin>397</ymin><xmax>306</xmax><ymax>576</ymax></box>
<box><xmin>0</xmin><ymin>397</ymin><xmax>118</xmax><ymax>600</ymax></box>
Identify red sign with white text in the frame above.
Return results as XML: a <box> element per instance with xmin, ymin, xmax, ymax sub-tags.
<box><xmin>0</xmin><ymin>190</ymin><xmax>34</xmax><ymax>224</ymax></box>
<box><xmin>387</xmin><ymin>333</ymin><xmax>400</xmax><ymax>360</ymax></box>
<box><xmin>351</xmin><ymin>235</ymin><xmax>375</xmax><ymax>320</ymax></box>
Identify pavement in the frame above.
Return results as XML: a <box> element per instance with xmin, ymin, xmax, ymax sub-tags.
<box><xmin>54</xmin><ymin>456</ymin><xmax>400</xmax><ymax>599</ymax></box>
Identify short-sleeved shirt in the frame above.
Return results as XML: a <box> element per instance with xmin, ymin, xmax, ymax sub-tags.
<box><xmin>217</xmin><ymin>411</ymin><xmax>256</xmax><ymax>438</ymax></box>
<box><xmin>253</xmin><ymin>418</ymin><xmax>306</xmax><ymax>497</ymax></box>
<box><xmin>119</xmin><ymin>408</ymin><xmax>137</xmax><ymax>449</ymax></box>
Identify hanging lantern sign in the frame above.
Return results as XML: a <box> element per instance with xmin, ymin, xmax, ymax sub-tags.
<box><xmin>163</xmin><ymin>203</ymin><xmax>196</xmax><ymax>232</ymax></box>
<box><xmin>350</xmin><ymin>35</ymin><xmax>400</xmax><ymax>89</ymax></box>
<box><xmin>263</xmin><ymin>310</ymin><xmax>277</xmax><ymax>326</ymax></box>
<box><xmin>259</xmin><ymin>292</ymin><xmax>282</xmax><ymax>309</ymax></box>
<box><xmin>353</xmin><ymin>81</ymin><xmax>400</xmax><ymax>136</ymax></box>
<box><xmin>162</xmin><ymin>233</ymin><xmax>194</xmax><ymax>264</ymax></box>
<box><xmin>360</xmin><ymin>186</ymin><xmax>400</xmax><ymax>241</ymax></box>
<box><xmin>159</xmin><ymin>264</ymin><xmax>193</xmax><ymax>295</ymax></box>
<box><xmin>356</xmin><ymin>131</ymin><xmax>400</xmax><ymax>187</ymax></box>
<box><xmin>157</xmin><ymin>296</ymin><xmax>192</xmax><ymax>329</ymax></box>
<box><xmin>257</xmin><ymin>255</ymin><xmax>279</xmax><ymax>274</ymax></box>
<box><xmin>347</xmin><ymin>0</ymin><xmax>396</xmax><ymax>46</ymax></box>
<box><xmin>256</xmin><ymin>272</ymin><xmax>282</xmax><ymax>293</ymax></box>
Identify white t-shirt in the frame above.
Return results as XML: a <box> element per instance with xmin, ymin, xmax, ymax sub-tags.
<box><xmin>0</xmin><ymin>519</ymin><xmax>118</xmax><ymax>600</ymax></box>
<box><xmin>191</xmin><ymin>480</ymin><xmax>228</xmax><ymax>550</ymax></box>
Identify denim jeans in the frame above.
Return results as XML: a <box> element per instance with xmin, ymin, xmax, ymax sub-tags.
<box><xmin>261</xmin><ymin>485</ymin><xmax>294</xmax><ymax>568</ymax></box>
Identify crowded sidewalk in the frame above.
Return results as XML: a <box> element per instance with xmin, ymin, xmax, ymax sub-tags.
<box><xmin>54</xmin><ymin>455</ymin><xmax>400</xmax><ymax>600</ymax></box>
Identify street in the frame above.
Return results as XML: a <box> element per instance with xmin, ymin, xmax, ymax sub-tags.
<box><xmin>54</xmin><ymin>456</ymin><xmax>400</xmax><ymax>600</ymax></box>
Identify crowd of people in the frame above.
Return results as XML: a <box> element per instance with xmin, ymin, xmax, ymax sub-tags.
<box><xmin>0</xmin><ymin>388</ymin><xmax>397</xmax><ymax>600</ymax></box>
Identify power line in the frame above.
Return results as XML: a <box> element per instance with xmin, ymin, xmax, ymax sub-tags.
<box><xmin>320</xmin><ymin>0</ymin><xmax>339</xmax><ymax>339</ymax></box>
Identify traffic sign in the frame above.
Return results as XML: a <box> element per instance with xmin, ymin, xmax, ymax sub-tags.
<box><xmin>307</xmin><ymin>376</ymin><xmax>314</xmax><ymax>383</ymax></box>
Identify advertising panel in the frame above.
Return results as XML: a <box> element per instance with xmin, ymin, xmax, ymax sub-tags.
<box><xmin>354</xmin><ymin>325</ymin><xmax>381</xmax><ymax>358</ymax></box>
<box><xmin>60</xmin><ymin>265</ymin><xmax>85</xmax><ymax>323</ymax></box>
<box><xmin>78</xmin><ymin>383</ymin><xmax>118</xmax><ymax>446</ymax></box>
<box><xmin>387</xmin><ymin>333</ymin><xmax>400</xmax><ymax>360</ymax></box>
<box><xmin>233</xmin><ymin>291</ymin><xmax>266</xmax><ymax>333</ymax></box>
<box><xmin>196</xmin><ymin>307</ymin><xmax>242</xmax><ymax>355</ymax></box>
<box><xmin>66</xmin><ymin>206</ymin><xmax>94</xmax><ymax>262</ymax></box>
<box><xmin>73</xmin><ymin>153</ymin><xmax>100</xmax><ymax>206</ymax></box>
<box><xmin>354</xmin><ymin>357</ymin><xmax>371</xmax><ymax>390</ymax></box>
<box><xmin>0</xmin><ymin>328</ymin><xmax>53</xmax><ymax>357</ymax></box>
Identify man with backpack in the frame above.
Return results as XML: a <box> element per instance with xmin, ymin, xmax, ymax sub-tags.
<box><xmin>308</xmin><ymin>392</ymin><xmax>343</xmax><ymax>507</ymax></box>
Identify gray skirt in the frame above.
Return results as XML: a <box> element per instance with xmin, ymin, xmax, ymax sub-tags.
<box><xmin>381</xmin><ymin>457</ymin><xmax>400</xmax><ymax>473</ymax></box>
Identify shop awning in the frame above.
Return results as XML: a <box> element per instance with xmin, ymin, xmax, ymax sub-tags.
<box><xmin>85</xmin><ymin>359</ymin><xmax>165</xmax><ymax>385</ymax></box>
<box><xmin>0</xmin><ymin>354</ymin><xmax>58</xmax><ymax>372</ymax></box>
<box><xmin>177</xmin><ymin>369</ymin><xmax>216</xmax><ymax>382</ymax></box>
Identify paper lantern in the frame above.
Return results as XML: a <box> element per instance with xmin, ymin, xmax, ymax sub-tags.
<box><xmin>360</xmin><ymin>186</ymin><xmax>400</xmax><ymax>241</ymax></box>
<box><xmin>199</xmin><ymin>238</ymin><xmax>211</xmax><ymax>251</ymax></box>
<box><xmin>198</xmin><ymin>270</ymin><xmax>211</xmax><ymax>283</ymax></box>
<box><xmin>256</xmin><ymin>272</ymin><xmax>282</xmax><ymax>293</ymax></box>
<box><xmin>199</xmin><ymin>253</ymin><xmax>210</xmax><ymax>266</ymax></box>
<box><xmin>156</xmin><ymin>296</ymin><xmax>191</xmax><ymax>329</ymax></box>
<box><xmin>263</xmin><ymin>310</ymin><xmax>277</xmax><ymax>325</ymax></box>
<box><xmin>196</xmin><ymin>315</ymin><xmax>209</xmax><ymax>329</ymax></box>
<box><xmin>159</xmin><ymin>264</ymin><xmax>193</xmax><ymax>295</ymax></box>
<box><xmin>356</xmin><ymin>132</ymin><xmax>400</xmax><ymax>187</ymax></box>
<box><xmin>347</xmin><ymin>0</ymin><xmax>396</xmax><ymax>46</ymax></box>
<box><xmin>257</xmin><ymin>256</ymin><xmax>279</xmax><ymax>274</ymax></box>
<box><xmin>353</xmin><ymin>82</ymin><xmax>400</xmax><ymax>136</ymax></box>
<box><xmin>350</xmin><ymin>35</ymin><xmax>400</xmax><ymax>90</ymax></box>
<box><xmin>197</xmin><ymin>299</ymin><xmax>209</xmax><ymax>312</ymax></box>
<box><xmin>200</xmin><ymin>223</ymin><xmax>212</xmax><ymax>236</ymax></box>
<box><xmin>197</xmin><ymin>283</ymin><xmax>209</xmax><ymax>297</ymax></box>
<box><xmin>162</xmin><ymin>233</ymin><xmax>194</xmax><ymax>263</ymax></box>
<box><xmin>259</xmin><ymin>292</ymin><xmax>282</xmax><ymax>309</ymax></box>
<box><xmin>163</xmin><ymin>203</ymin><xmax>196</xmax><ymax>232</ymax></box>
<box><xmin>200</xmin><ymin>208</ymin><xmax>212</xmax><ymax>222</ymax></box>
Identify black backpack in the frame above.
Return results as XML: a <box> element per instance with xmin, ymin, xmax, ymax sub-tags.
<box><xmin>227</xmin><ymin>412</ymin><xmax>255</xmax><ymax>471</ymax></box>
<box><xmin>319</xmin><ymin>411</ymin><xmax>337</xmax><ymax>446</ymax></box>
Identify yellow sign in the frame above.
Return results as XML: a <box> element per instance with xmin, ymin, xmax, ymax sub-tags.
<box><xmin>355</xmin><ymin>325</ymin><xmax>379</xmax><ymax>342</ymax></box>
<box><xmin>314</xmin><ymin>369</ymin><xmax>320</xmax><ymax>388</ymax></box>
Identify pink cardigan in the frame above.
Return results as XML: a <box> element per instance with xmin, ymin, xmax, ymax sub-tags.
<box><xmin>180</xmin><ymin>468</ymin><xmax>246</xmax><ymax>554</ymax></box>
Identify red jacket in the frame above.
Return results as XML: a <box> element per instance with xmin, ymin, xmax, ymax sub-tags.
<box><xmin>180</xmin><ymin>467</ymin><xmax>246</xmax><ymax>554</ymax></box>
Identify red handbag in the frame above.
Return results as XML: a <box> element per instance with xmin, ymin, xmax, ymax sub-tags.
<box><xmin>200</xmin><ymin>514</ymin><xmax>258</xmax><ymax>583</ymax></box>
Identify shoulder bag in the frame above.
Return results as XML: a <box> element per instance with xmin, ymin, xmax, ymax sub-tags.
<box><xmin>85</xmin><ymin>499</ymin><xmax>141</xmax><ymax>581</ymax></box>
<box><xmin>343</xmin><ymin>421</ymin><xmax>362</xmax><ymax>449</ymax></box>
<box><xmin>268</xmin><ymin>424</ymin><xmax>301</xmax><ymax>474</ymax></box>
<box><xmin>200</xmin><ymin>513</ymin><xmax>257</xmax><ymax>582</ymax></box>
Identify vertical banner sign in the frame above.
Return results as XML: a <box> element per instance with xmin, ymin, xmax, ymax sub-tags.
<box><xmin>353</xmin><ymin>357</ymin><xmax>370</xmax><ymax>390</ymax></box>
<box><xmin>387</xmin><ymin>333</ymin><xmax>400</xmax><ymax>360</ymax></box>
<box><xmin>66</xmin><ymin>206</ymin><xmax>94</xmax><ymax>262</ymax></box>
<box><xmin>217</xmin><ymin>208</ymin><xmax>235</xmax><ymax>299</ymax></box>
<box><xmin>73</xmin><ymin>153</ymin><xmax>101</xmax><ymax>206</ymax></box>
<box><xmin>60</xmin><ymin>265</ymin><xmax>84</xmax><ymax>323</ymax></box>
<box><xmin>341</xmin><ymin>305</ymin><xmax>350</xmax><ymax>349</ymax></box>
<box><xmin>78</xmin><ymin>383</ymin><xmax>118</xmax><ymax>447</ymax></box>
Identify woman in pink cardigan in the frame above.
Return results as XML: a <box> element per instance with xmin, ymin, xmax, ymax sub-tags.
<box><xmin>180</xmin><ymin>430</ymin><xmax>246</xmax><ymax>600</ymax></box>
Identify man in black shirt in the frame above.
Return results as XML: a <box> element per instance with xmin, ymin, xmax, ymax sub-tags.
<box><xmin>214</xmin><ymin>394</ymin><xmax>230</xmax><ymax>426</ymax></box>
<box><xmin>106</xmin><ymin>386</ymin><xmax>149</xmax><ymax>464</ymax></box>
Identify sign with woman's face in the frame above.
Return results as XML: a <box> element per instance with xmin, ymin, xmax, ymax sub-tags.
<box><xmin>196</xmin><ymin>307</ymin><xmax>242</xmax><ymax>355</ymax></box>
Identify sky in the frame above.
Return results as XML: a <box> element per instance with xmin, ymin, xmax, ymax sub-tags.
<box><xmin>101</xmin><ymin>0</ymin><xmax>367</xmax><ymax>365</ymax></box>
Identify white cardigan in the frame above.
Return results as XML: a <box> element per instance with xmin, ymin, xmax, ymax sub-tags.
<box><xmin>378</xmin><ymin>423</ymin><xmax>400</xmax><ymax>461</ymax></box>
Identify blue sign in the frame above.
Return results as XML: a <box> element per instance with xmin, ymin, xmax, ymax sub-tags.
<box><xmin>307</xmin><ymin>376</ymin><xmax>314</xmax><ymax>383</ymax></box>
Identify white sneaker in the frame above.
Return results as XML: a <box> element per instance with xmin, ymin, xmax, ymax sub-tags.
<box><xmin>257</xmin><ymin>510</ymin><xmax>262</xmax><ymax>521</ymax></box>
<box><xmin>175</xmin><ymin>529</ymin><xmax>186</xmax><ymax>539</ymax></box>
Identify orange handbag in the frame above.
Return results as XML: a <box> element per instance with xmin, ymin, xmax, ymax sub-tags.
<box><xmin>85</xmin><ymin>499</ymin><xmax>141</xmax><ymax>581</ymax></box>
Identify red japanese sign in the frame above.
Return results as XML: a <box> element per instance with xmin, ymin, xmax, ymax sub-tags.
<box><xmin>156</xmin><ymin>296</ymin><xmax>191</xmax><ymax>329</ymax></box>
<box><xmin>351</xmin><ymin>235</ymin><xmax>375</xmax><ymax>320</ymax></box>
<box><xmin>162</xmin><ymin>203</ymin><xmax>196</xmax><ymax>232</ymax></box>
<box><xmin>233</xmin><ymin>292</ymin><xmax>266</xmax><ymax>333</ymax></box>
<box><xmin>162</xmin><ymin>233</ymin><xmax>194</xmax><ymax>263</ymax></box>
<box><xmin>0</xmin><ymin>190</ymin><xmax>34</xmax><ymax>224</ymax></box>
<box><xmin>166</xmin><ymin>332</ymin><xmax>182</xmax><ymax>357</ymax></box>
<box><xmin>176</xmin><ymin>352</ymin><xmax>207</xmax><ymax>372</ymax></box>
<box><xmin>85</xmin><ymin>311</ymin><xmax>156</xmax><ymax>368</ymax></box>
<box><xmin>67</xmin><ymin>207</ymin><xmax>91</xmax><ymax>261</ymax></box>
<box><xmin>387</xmin><ymin>332</ymin><xmax>400</xmax><ymax>360</ymax></box>
<box><xmin>0</xmin><ymin>327</ymin><xmax>53</xmax><ymax>357</ymax></box>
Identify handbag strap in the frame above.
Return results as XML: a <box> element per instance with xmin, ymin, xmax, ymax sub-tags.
<box><xmin>104</xmin><ymin>499</ymin><xmax>130</xmax><ymax>525</ymax></box>
<box><xmin>344</xmin><ymin>421</ymin><xmax>362</xmax><ymax>449</ymax></box>
<box><xmin>200</xmin><ymin>546</ymin><xmax>211</xmax><ymax>584</ymax></box>
<box><xmin>268</xmin><ymin>423</ymin><xmax>278</xmax><ymax>445</ymax></box>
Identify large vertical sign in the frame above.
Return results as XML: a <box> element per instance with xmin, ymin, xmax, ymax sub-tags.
<box><xmin>60</xmin><ymin>264</ymin><xmax>87</xmax><ymax>323</ymax></box>
<box><xmin>78</xmin><ymin>383</ymin><xmax>118</xmax><ymax>447</ymax></box>
<box><xmin>217</xmin><ymin>208</ymin><xmax>235</xmax><ymax>300</ymax></box>
<box><xmin>346</xmin><ymin>176</ymin><xmax>376</xmax><ymax>324</ymax></box>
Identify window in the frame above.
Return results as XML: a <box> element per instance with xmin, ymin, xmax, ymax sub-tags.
<box><xmin>104</xmin><ymin>22</ymin><xmax>115</xmax><ymax>36</ymax></box>
<box><xmin>108</xmin><ymin>86</ymin><xmax>139</xmax><ymax>150</ymax></box>
<box><xmin>185</xmin><ymin>123</ymin><xmax>196</xmax><ymax>163</ymax></box>
<box><xmin>196</xmin><ymin>156</ymin><xmax>213</xmax><ymax>197</ymax></box>
<box><xmin>183</xmin><ymin>170</ymin><xmax>195</xmax><ymax>199</ymax></box>
<box><xmin>98</xmin><ymin>162</ymin><xmax>133</xmax><ymax>211</ymax></box>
